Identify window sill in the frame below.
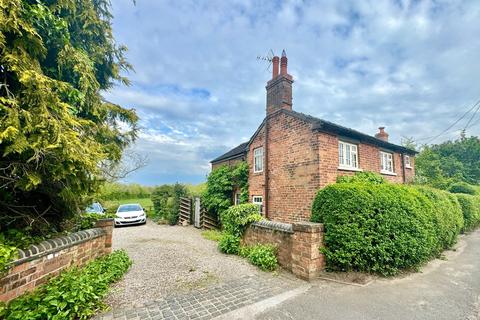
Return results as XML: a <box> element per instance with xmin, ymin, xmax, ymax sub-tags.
<box><xmin>405</xmin><ymin>165</ymin><xmax>412</xmax><ymax>169</ymax></box>
<box><xmin>253</xmin><ymin>171</ymin><xmax>263</xmax><ymax>175</ymax></box>
<box><xmin>338</xmin><ymin>166</ymin><xmax>363</xmax><ymax>172</ymax></box>
<box><xmin>381</xmin><ymin>170</ymin><xmax>397</xmax><ymax>176</ymax></box>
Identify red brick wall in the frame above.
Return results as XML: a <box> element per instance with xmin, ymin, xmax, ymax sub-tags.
<box><xmin>248</xmin><ymin>112</ymin><xmax>320</xmax><ymax>222</ymax></box>
<box><xmin>242</xmin><ymin>222</ymin><xmax>293</xmax><ymax>269</ymax></box>
<box><xmin>0</xmin><ymin>220</ymin><xmax>113</xmax><ymax>303</ymax></box>
<box><xmin>318</xmin><ymin>131</ymin><xmax>413</xmax><ymax>188</ymax></box>
<box><xmin>242</xmin><ymin>220</ymin><xmax>325</xmax><ymax>280</ymax></box>
<box><xmin>248</xmin><ymin>125</ymin><xmax>266</xmax><ymax>203</ymax></box>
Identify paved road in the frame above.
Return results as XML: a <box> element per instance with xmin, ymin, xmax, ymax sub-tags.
<box><xmin>257</xmin><ymin>229</ymin><xmax>480</xmax><ymax>320</ymax></box>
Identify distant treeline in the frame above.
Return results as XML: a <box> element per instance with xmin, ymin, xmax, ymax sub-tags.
<box><xmin>97</xmin><ymin>182</ymin><xmax>206</xmax><ymax>201</ymax></box>
<box><xmin>97</xmin><ymin>182</ymin><xmax>154</xmax><ymax>200</ymax></box>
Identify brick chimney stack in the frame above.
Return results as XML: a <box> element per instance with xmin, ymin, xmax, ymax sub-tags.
<box><xmin>375</xmin><ymin>127</ymin><xmax>389</xmax><ymax>141</ymax></box>
<box><xmin>266</xmin><ymin>49</ymin><xmax>293</xmax><ymax>116</ymax></box>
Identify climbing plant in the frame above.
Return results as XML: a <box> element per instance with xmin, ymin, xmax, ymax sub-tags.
<box><xmin>202</xmin><ymin>162</ymin><xmax>249</xmax><ymax>218</ymax></box>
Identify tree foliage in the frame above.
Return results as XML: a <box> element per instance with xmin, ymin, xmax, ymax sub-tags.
<box><xmin>150</xmin><ymin>183</ymin><xmax>188</xmax><ymax>225</ymax></box>
<box><xmin>0</xmin><ymin>0</ymin><xmax>137</xmax><ymax>232</ymax></box>
<box><xmin>415</xmin><ymin>136</ymin><xmax>480</xmax><ymax>188</ymax></box>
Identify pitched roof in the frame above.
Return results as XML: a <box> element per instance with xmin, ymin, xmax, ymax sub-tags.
<box><xmin>211</xmin><ymin>109</ymin><xmax>416</xmax><ymax>164</ymax></box>
<box><xmin>210</xmin><ymin>142</ymin><xmax>248</xmax><ymax>164</ymax></box>
<box><xmin>281</xmin><ymin>109</ymin><xmax>417</xmax><ymax>155</ymax></box>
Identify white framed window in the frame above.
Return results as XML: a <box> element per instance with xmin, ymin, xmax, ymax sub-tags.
<box><xmin>338</xmin><ymin>141</ymin><xmax>359</xmax><ymax>169</ymax></box>
<box><xmin>404</xmin><ymin>155</ymin><xmax>412</xmax><ymax>169</ymax></box>
<box><xmin>252</xmin><ymin>196</ymin><xmax>263</xmax><ymax>214</ymax></box>
<box><xmin>380</xmin><ymin>151</ymin><xmax>394</xmax><ymax>174</ymax></box>
<box><xmin>253</xmin><ymin>147</ymin><xmax>264</xmax><ymax>173</ymax></box>
<box><xmin>234</xmin><ymin>192</ymin><xmax>241</xmax><ymax>205</ymax></box>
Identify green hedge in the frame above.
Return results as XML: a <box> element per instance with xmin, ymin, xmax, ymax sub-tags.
<box><xmin>455</xmin><ymin>194</ymin><xmax>480</xmax><ymax>232</ymax></box>
<box><xmin>0</xmin><ymin>250</ymin><xmax>132</xmax><ymax>320</ymax></box>
<box><xmin>448</xmin><ymin>182</ymin><xmax>477</xmax><ymax>195</ymax></box>
<box><xmin>311</xmin><ymin>183</ymin><xmax>465</xmax><ymax>276</ymax></box>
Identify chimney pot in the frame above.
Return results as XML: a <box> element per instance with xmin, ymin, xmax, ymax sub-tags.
<box><xmin>272</xmin><ymin>56</ymin><xmax>279</xmax><ymax>79</ymax></box>
<box><xmin>375</xmin><ymin>126</ymin><xmax>389</xmax><ymax>141</ymax></box>
<box><xmin>280</xmin><ymin>49</ymin><xmax>288</xmax><ymax>75</ymax></box>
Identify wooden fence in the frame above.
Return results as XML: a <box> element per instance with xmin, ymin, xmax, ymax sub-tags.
<box><xmin>178</xmin><ymin>197</ymin><xmax>219</xmax><ymax>229</ymax></box>
<box><xmin>178</xmin><ymin>197</ymin><xmax>192</xmax><ymax>225</ymax></box>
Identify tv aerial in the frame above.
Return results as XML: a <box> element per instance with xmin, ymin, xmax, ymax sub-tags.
<box><xmin>256</xmin><ymin>49</ymin><xmax>275</xmax><ymax>72</ymax></box>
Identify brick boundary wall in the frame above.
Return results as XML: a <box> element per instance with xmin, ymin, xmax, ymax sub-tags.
<box><xmin>0</xmin><ymin>219</ymin><xmax>114</xmax><ymax>303</ymax></box>
<box><xmin>242</xmin><ymin>220</ymin><xmax>324</xmax><ymax>280</ymax></box>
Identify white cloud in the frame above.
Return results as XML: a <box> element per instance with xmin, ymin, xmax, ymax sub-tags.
<box><xmin>107</xmin><ymin>0</ymin><xmax>480</xmax><ymax>185</ymax></box>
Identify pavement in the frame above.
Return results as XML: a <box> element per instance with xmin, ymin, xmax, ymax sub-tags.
<box><xmin>96</xmin><ymin>222</ymin><xmax>480</xmax><ymax>320</ymax></box>
<box><xmin>256</xmin><ymin>228</ymin><xmax>480</xmax><ymax>320</ymax></box>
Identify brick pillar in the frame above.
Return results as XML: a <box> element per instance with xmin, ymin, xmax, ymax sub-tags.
<box><xmin>291</xmin><ymin>222</ymin><xmax>324</xmax><ymax>280</ymax></box>
<box><xmin>95</xmin><ymin>218</ymin><xmax>114</xmax><ymax>254</ymax></box>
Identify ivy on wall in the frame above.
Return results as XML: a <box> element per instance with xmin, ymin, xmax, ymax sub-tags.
<box><xmin>202</xmin><ymin>162</ymin><xmax>249</xmax><ymax>218</ymax></box>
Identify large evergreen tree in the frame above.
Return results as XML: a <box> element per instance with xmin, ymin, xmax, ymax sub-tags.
<box><xmin>0</xmin><ymin>0</ymin><xmax>137</xmax><ymax>231</ymax></box>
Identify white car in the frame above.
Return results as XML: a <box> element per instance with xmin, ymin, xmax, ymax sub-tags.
<box><xmin>115</xmin><ymin>203</ymin><xmax>147</xmax><ymax>227</ymax></box>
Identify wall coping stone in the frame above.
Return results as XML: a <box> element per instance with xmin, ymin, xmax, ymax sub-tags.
<box><xmin>292</xmin><ymin>222</ymin><xmax>324</xmax><ymax>233</ymax></box>
<box><xmin>12</xmin><ymin>227</ymin><xmax>106</xmax><ymax>266</ymax></box>
<box><xmin>251</xmin><ymin>220</ymin><xmax>293</xmax><ymax>234</ymax></box>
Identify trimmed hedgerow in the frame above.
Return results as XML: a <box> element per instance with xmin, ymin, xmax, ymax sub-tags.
<box><xmin>455</xmin><ymin>194</ymin><xmax>480</xmax><ymax>232</ymax></box>
<box><xmin>311</xmin><ymin>182</ymin><xmax>465</xmax><ymax>276</ymax></box>
<box><xmin>415</xmin><ymin>186</ymin><xmax>464</xmax><ymax>250</ymax></box>
<box><xmin>0</xmin><ymin>250</ymin><xmax>132</xmax><ymax>320</ymax></box>
<box><xmin>449</xmin><ymin>182</ymin><xmax>477</xmax><ymax>195</ymax></box>
<box><xmin>336</xmin><ymin>171</ymin><xmax>387</xmax><ymax>185</ymax></box>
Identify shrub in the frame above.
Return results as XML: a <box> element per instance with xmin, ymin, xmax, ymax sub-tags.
<box><xmin>151</xmin><ymin>183</ymin><xmax>188</xmax><ymax>225</ymax></box>
<box><xmin>449</xmin><ymin>182</ymin><xmax>477</xmax><ymax>195</ymax></box>
<box><xmin>311</xmin><ymin>182</ymin><xmax>464</xmax><ymax>276</ymax></box>
<box><xmin>220</xmin><ymin>204</ymin><xmax>262</xmax><ymax>237</ymax></box>
<box><xmin>455</xmin><ymin>194</ymin><xmax>480</xmax><ymax>232</ymax></box>
<box><xmin>336</xmin><ymin>171</ymin><xmax>386</xmax><ymax>185</ymax></box>
<box><xmin>244</xmin><ymin>244</ymin><xmax>278</xmax><ymax>271</ymax></box>
<box><xmin>218</xmin><ymin>233</ymin><xmax>240</xmax><ymax>254</ymax></box>
<box><xmin>0</xmin><ymin>243</ymin><xmax>17</xmax><ymax>275</ymax></box>
<box><xmin>414</xmin><ymin>186</ymin><xmax>464</xmax><ymax>249</ymax></box>
<box><xmin>0</xmin><ymin>250</ymin><xmax>132</xmax><ymax>320</ymax></box>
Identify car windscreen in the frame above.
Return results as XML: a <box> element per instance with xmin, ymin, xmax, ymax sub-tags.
<box><xmin>118</xmin><ymin>205</ymin><xmax>142</xmax><ymax>212</ymax></box>
<box><xmin>86</xmin><ymin>203</ymin><xmax>102</xmax><ymax>213</ymax></box>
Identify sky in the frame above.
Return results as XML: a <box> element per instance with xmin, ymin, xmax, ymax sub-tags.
<box><xmin>103</xmin><ymin>0</ymin><xmax>480</xmax><ymax>186</ymax></box>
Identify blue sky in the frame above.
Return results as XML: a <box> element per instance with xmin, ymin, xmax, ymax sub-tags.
<box><xmin>104</xmin><ymin>0</ymin><xmax>480</xmax><ymax>186</ymax></box>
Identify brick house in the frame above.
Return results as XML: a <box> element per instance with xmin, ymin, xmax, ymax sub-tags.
<box><xmin>211</xmin><ymin>51</ymin><xmax>417</xmax><ymax>223</ymax></box>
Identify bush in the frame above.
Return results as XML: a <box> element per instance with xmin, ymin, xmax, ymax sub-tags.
<box><xmin>151</xmin><ymin>183</ymin><xmax>188</xmax><ymax>225</ymax></box>
<box><xmin>0</xmin><ymin>243</ymin><xmax>17</xmax><ymax>275</ymax></box>
<box><xmin>0</xmin><ymin>250</ymin><xmax>132</xmax><ymax>320</ymax></box>
<box><xmin>244</xmin><ymin>244</ymin><xmax>278</xmax><ymax>271</ymax></box>
<box><xmin>336</xmin><ymin>171</ymin><xmax>386</xmax><ymax>185</ymax></box>
<box><xmin>220</xmin><ymin>204</ymin><xmax>262</xmax><ymax>237</ymax></box>
<box><xmin>311</xmin><ymin>182</ymin><xmax>464</xmax><ymax>276</ymax></box>
<box><xmin>455</xmin><ymin>194</ymin><xmax>480</xmax><ymax>232</ymax></box>
<box><xmin>415</xmin><ymin>186</ymin><xmax>464</xmax><ymax>249</ymax></box>
<box><xmin>449</xmin><ymin>182</ymin><xmax>477</xmax><ymax>195</ymax></box>
<box><xmin>218</xmin><ymin>233</ymin><xmax>241</xmax><ymax>254</ymax></box>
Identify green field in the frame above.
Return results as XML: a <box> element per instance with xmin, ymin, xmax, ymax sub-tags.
<box><xmin>102</xmin><ymin>197</ymin><xmax>153</xmax><ymax>214</ymax></box>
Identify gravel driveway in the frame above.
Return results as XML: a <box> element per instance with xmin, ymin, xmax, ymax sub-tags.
<box><xmin>106</xmin><ymin>220</ymin><xmax>268</xmax><ymax>308</ymax></box>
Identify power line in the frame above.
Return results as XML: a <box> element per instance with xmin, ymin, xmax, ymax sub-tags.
<box><xmin>417</xmin><ymin>99</ymin><xmax>480</xmax><ymax>144</ymax></box>
<box><xmin>464</xmin><ymin>102</ymin><xmax>480</xmax><ymax>130</ymax></box>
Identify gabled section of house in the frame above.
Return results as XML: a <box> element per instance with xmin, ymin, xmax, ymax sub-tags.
<box><xmin>211</xmin><ymin>50</ymin><xmax>417</xmax><ymax>223</ymax></box>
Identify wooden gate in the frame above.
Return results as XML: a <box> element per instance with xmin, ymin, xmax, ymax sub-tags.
<box><xmin>178</xmin><ymin>197</ymin><xmax>192</xmax><ymax>225</ymax></box>
<box><xmin>179</xmin><ymin>197</ymin><xmax>219</xmax><ymax>229</ymax></box>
